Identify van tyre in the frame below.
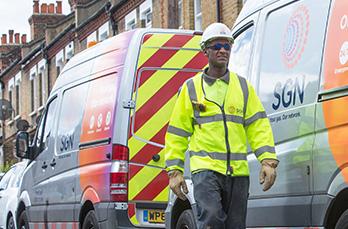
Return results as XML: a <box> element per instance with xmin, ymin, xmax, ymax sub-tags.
<box><xmin>82</xmin><ymin>210</ymin><xmax>99</xmax><ymax>229</ymax></box>
<box><xmin>176</xmin><ymin>209</ymin><xmax>196</xmax><ymax>229</ymax></box>
<box><xmin>7</xmin><ymin>215</ymin><xmax>15</xmax><ymax>229</ymax></box>
<box><xmin>336</xmin><ymin>209</ymin><xmax>348</xmax><ymax>229</ymax></box>
<box><xmin>18</xmin><ymin>211</ymin><xmax>29</xmax><ymax>229</ymax></box>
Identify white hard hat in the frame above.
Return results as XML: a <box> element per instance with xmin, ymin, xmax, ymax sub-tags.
<box><xmin>200</xmin><ymin>22</ymin><xmax>234</xmax><ymax>49</ymax></box>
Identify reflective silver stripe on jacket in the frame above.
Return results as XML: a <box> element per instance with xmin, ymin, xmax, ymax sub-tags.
<box><xmin>189</xmin><ymin>150</ymin><xmax>247</xmax><ymax>161</ymax></box>
<box><xmin>166</xmin><ymin>159</ymin><xmax>185</xmax><ymax>169</ymax></box>
<box><xmin>194</xmin><ymin>114</ymin><xmax>244</xmax><ymax>125</ymax></box>
<box><xmin>245</xmin><ymin>111</ymin><xmax>267</xmax><ymax>126</ymax></box>
<box><xmin>254</xmin><ymin>145</ymin><xmax>276</xmax><ymax>158</ymax></box>
<box><xmin>186</xmin><ymin>79</ymin><xmax>200</xmax><ymax>118</ymax></box>
<box><xmin>167</xmin><ymin>125</ymin><xmax>192</xmax><ymax>137</ymax></box>
<box><xmin>237</xmin><ymin>75</ymin><xmax>249</xmax><ymax>122</ymax></box>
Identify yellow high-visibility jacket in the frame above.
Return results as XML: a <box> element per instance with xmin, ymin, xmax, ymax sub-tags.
<box><xmin>165</xmin><ymin>71</ymin><xmax>277</xmax><ymax>176</ymax></box>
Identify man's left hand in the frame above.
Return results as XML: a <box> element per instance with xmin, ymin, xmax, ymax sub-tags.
<box><xmin>259</xmin><ymin>159</ymin><xmax>279</xmax><ymax>191</ymax></box>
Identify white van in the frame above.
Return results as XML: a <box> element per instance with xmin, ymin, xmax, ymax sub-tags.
<box><xmin>15</xmin><ymin>28</ymin><xmax>207</xmax><ymax>229</ymax></box>
<box><xmin>166</xmin><ymin>0</ymin><xmax>348</xmax><ymax>228</ymax></box>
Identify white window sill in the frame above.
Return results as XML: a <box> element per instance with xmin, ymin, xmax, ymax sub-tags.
<box><xmin>14</xmin><ymin>115</ymin><xmax>21</xmax><ymax>121</ymax></box>
<box><xmin>29</xmin><ymin>110</ymin><xmax>37</xmax><ymax>117</ymax></box>
<box><xmin>7</xmin><ymin>119</ymin><xmax>14</xmax><ymax>126</ymax></box>
<box><xmin>38</xmin><ymin>106</ymin><xmax>45</xmax><ymax>112</ymax></box>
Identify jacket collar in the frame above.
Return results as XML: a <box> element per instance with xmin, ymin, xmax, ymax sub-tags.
<box><xmin>202</xmin><ymin>68</ymin><xmax>230</xmax><ymax>86</ymax></box>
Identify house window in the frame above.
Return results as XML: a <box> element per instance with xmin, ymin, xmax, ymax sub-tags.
<box><xmin>14</xmin><ymin>72</ymin><xmax>21</xmax><ymax>116</ymax></box>
<box><xmin>125</xmin><ymin>9</ymin><xmax>137</xmax><ymax>31</ymax></box>
<box><xmin>140</xmin><ymin>0</ymin><xmax>152</xmax><ymax>28</ymax></box>
<box><xmin>178</xmin><ymin>0</ymin><xmax>183</xmax><ymax>29</ymax></box>
<box><xmin>65</xmin><ymin>41</ymin><xmax>74</xmax><ymax>62</ymax></box>
<box><xmin>194</xmin><ymin>0</ymin><xmax>202</xmax><ymax>31</ymax></box>
<box><xmin>56</xmin><ymin>49</ymin><xmax>64</xmax><ymax>78</ymax></box>
<box><xmin>15</xmin><ymin>85</ymin><xmax>19</xmax><ymax>116</ymax></box>
<box><xmin>8</xmin><ymin>90</ymin><xmax>13</xmax><ymax>117</ymax></box>
<box><xmin>38</xmin><ymin>72</ymin><xmax>43</xmax><ymax>107</ymax></box>
<box><xmin>98</xmin><ymin>22</ymin><xmax>109</xmax><ymax>41</ymax></box>
<box><xmin>30</xmin><ymin>76</ymin><xmax>35</xmax><ymax>112</ymax></box>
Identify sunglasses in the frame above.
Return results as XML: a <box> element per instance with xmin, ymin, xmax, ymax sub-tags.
<box><xmin>207</xmin><ymin>43</ymin><xmax>232</xmax><ymax>51</ymax></box>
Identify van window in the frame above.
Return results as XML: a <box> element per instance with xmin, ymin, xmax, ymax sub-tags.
<box><xmin>35</xmin><ymin>97</ymin><xmax>58</xmax><ymax>151</ymax></box>
<box><xmin>57</xmin><ymin>82</ymin><xmax>89</xmax><ymax>154</ymax></box>
<box><xmin>229</xmin><ymin>25</ymin><xmax>254</xmax><ymax>78</ymax></box>
<box><xmin>257</xmin><ymin>1</ymin><xmax>329</xmax><ymax>114</ymax></box>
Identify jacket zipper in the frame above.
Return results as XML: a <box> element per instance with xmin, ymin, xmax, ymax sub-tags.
<box><xmin>201</xmin><ymin>77</ymin><xmax>232</xmax><ymax>175</ymax></box>
<box><xmin>220</xmin><ymin>106</ymin><xmax>233</xmax><ymax>175</ymax></box>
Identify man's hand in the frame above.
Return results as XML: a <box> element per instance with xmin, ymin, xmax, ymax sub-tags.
<box><xmin>259</xmin><ymin>159</ymin><xmax>279</xmax><ymax>191</ymax></box>
<box><xmin>168</xmin><ymin>170</ymin><xmax>188</xmax><ymax>200</ymax></box>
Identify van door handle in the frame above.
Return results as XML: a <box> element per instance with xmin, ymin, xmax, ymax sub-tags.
<box><xmin>42</xmin><ymin>162</ymin><xmax>48</xmax><ymax>169</ymax></box>
<box><xmin>50</xmin><ymin>159</ymin><xmax>56</xmax><ymax>167</ymax></box>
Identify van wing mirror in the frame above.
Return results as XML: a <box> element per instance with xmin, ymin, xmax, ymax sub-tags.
<box><xmin>16</xmin><ymin>131</ymin><xmax>31</xmax><ymax>159</ymax></box>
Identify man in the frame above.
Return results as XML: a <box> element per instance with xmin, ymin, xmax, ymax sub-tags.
<box><xmin>165</xmin><ymin>23</ymin><xmax>279</xmax><ymax>228</ymax></box>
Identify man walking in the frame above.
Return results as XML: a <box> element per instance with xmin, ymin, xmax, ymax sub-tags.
<box><xmin>165</xmin><ymin>23</ymin><xmax>279</xmax><ymax>229</ymax></box>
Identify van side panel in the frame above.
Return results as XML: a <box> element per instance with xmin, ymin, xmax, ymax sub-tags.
<box><xmin>314</xmin><ymin>0</ymin><xmax>348</xmax><ymax>224</ymax></box>
<box><xmin>127</xmin><ymin>32</ymin><xmax>207</xmax><ymax>226</ymax></box>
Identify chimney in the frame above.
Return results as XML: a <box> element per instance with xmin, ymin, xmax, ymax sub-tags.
<box><xmin>41</xmin><ymin>3</ymin><xmax>48</xmax><ymax>13</ymax></box>
<box><xmin>14</xmin><ymin>33</ymin><xmax>20</xmax><ymax>44</ymax></box>
<box><xmin>9</xmin><ymin>30</ymin><xmax>14</xmax><ymax>44</ymax></box>
<box><xmin>48</xmin><ymin>3</ymin><xmax>55</xmax><ymax>13</ymax></box>
<box><xmin>56</xmin><ymin>1</ymin><xmax>62</xmax><ymax>14</ymax></box>
<box><xmin>33</xmin><ymin>0</ymin><xmax>39</xmax><ymax>13</ymax></box>
<box><xmin>1</xmin><ymin>34</ymin><xmax>6</xmax><ymax>45</ymax></box>
<box><xmin>21</xmin><ymin>34</ymin><xmax>27</xmax><ymax>44</ymax></box>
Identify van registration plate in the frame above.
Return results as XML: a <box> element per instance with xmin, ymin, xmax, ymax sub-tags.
<box><xmin>143</xmin><ymin>209</ymin><xmax>165</xmax><ymax>223</ymax></box>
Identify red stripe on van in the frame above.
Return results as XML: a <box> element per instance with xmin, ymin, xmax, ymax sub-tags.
<box><xmin>128</xmin><ymin>203</ymin><xmax>136</xmax><ymax>218</ymax></box>
<box><xmin>142</xmin><ymin>34</ymin><xmax>152</xmax><ymax>44</ymax></box>
<box><xmin>61</xmin><ymin>223</ymin><xmax>67</xmax><ymax>229</ymax></box>
<box><xmin>133</xmin><ymin>52</ymin><xmax>207</xmax><ymax>133</ymax></box>
<box><xmin>136</xmin><ymin>35</ymin><xmax>194</xmax><ymax>88</ymax></box>
<box><xmin>129</xmin><ymin>124</ymin><xmax>168</xmax><ymax>178</ymax></box>
<box><xmin>132</xmin><ymin>171</ymin><xmax>168</xmax><ymax>200</ymax></box>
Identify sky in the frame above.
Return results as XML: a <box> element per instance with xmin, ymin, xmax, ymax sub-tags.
<box><xmin>0</xmin><ymin>0</ymin><xmax>71</xmax><ymax>42</ymax></box>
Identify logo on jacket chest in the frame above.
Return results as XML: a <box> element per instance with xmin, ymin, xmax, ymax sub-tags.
<box><xmin>227</xmin><ymin>105</ymin><xmax>243</xmax><ymax>115</ymax></box>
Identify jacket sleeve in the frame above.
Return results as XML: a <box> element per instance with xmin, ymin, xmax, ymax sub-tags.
<box><xmin>244</xmin><ymin>82</ymin><xmax>277</xmax><ymax>162</ymax></box>
<box><xmin>164</xmin><ymin>82</ymin><xmax>194</xmax><ymax>173</ymax></box>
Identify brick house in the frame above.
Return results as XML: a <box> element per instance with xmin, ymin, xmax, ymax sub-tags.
<box><xmin>0</xmin><ymin>0</ymin><xmax>243</xmax><ymax>167</ymax></box>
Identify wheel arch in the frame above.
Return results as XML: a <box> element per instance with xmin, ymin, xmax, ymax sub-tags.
<box><xmin>79</xmin><ymin>200</ymin><xmax>95</xmax><ymax>228</ymax></box>
<box><xmin>170</xmin><ymin>198</ymin><xmax>192</xmax><ymax>229</ymax></box>
<box><xmin>325</xmin><ymin>188</ymin><xmax>348</xmax><ymax>228</ymax></box>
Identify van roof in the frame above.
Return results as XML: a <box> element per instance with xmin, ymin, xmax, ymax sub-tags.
<box><xmin>234</xmin><ymin>0</ymin><xmax>280</xmax><ymax>27</ymax></box>
<box><xmin>50</xmin><ymin>28</ymin><xmax>200</xmax><ymax>95</ymax></box>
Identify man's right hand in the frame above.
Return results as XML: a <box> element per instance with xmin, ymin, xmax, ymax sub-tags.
<box><xmin>168</xmin><ymin>170</ymin><xmax>188</xmax><ymax>200</ymax></box>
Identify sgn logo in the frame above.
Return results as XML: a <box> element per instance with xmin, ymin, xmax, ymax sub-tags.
<box><xmin>272</xmin><ymin>76</ymin><xmax>305</xmax><ymax>110</ymax></box>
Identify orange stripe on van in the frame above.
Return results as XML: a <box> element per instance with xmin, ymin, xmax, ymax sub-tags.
<box><xmin>322</xmin><ymin>0</ymin><xmax>348</xmax><ymax>183</ymax></box>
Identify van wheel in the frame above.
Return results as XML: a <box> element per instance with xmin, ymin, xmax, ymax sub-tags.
<box><xmin>18</xmin><ymin>211</ymin><xmax>29</xmax><ymax>229</ymax></box>
<box><xmin>336</xmin><ymin>209</ymin><xmax>348</xmax><ymax>229</ymax></box>
<box><xmin>176</xmin><ymin>209</ymin><xmax>196</xmax><ymax>229</ymax></box>
<box><xmin>82</xmin><ymin>210</ymin><xmax>99</xmax><ymax>229</ymax></box>
<box><xmin>7</xmin><ymin>215</ymin><xmax>15</xmax><ymax>229</ymax></box>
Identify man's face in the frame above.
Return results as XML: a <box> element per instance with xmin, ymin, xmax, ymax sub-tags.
<box><xmin>204</xmin><ymin>38</ymin><xmax>232</xmax><ymax>68</ymax></box>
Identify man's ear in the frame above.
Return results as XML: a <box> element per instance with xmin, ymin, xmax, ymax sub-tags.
<box><xmin>204</xmin><ymin>49</ymin><xmax>208</xmax><ymax>56</ymax></box>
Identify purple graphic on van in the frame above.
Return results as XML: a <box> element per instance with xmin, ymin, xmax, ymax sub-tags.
<box><xmin>282</xmin><ymin>5</ymin><xmax>310</xmax><ymax>68</ymax></box>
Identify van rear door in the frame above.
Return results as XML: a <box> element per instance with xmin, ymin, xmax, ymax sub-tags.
<box><xmin>127</xmin><ymin>32</ymin><xmax>207</xmax><ymax>227</ymax></box>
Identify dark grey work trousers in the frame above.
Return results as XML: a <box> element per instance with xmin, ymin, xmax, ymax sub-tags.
<box><xmin>192</xmin><ymin>170</ymin><xmax>249</xmax><ymax>229</ymax></box>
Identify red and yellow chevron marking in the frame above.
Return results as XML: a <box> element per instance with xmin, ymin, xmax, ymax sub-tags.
<box><xmin>128</xmin><ymin>203</ymin><xmax>139</xmax><ymax>226</ymax></box>
<box><xmin>127</xmin><ymin>33</ymin><xmax>207</xmax><ymax>224</ymax></box>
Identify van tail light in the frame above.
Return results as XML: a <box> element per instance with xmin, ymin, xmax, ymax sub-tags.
<box><xmin>110</xmin><ymin>144</ymin><xmax>129</xmax><ymax>202</ymax></box>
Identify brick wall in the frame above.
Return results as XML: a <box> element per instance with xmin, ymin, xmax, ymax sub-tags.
<box><xmin>201</xmin><ymin>0</ymin><xmax>217</xmax><ymax>29</ymax></box>
<box><xmin>221</xmin><ymin>0</ymin><xmax>243</xmax><ymax>28</ymax></box>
